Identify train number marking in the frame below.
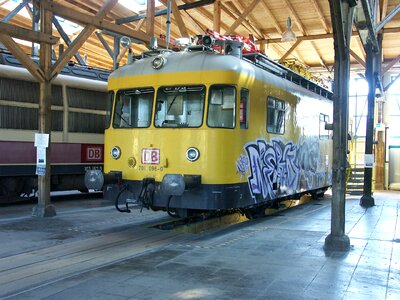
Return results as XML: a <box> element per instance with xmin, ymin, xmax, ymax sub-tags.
<box><xmin>142</xmin><ymin>148</ymin><xmax>160</xmax><ymax>164</ymax></box>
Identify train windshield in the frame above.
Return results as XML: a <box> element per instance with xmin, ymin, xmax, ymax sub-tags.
<box><xmin>155</xmin><ymin>85</ymin><xmax>205</xmax><ymax>128</ymax></box>
<box><xmin>113</xmin><ymin>88</ymin><xmax>154</xmax><ymax>128</ymax></box>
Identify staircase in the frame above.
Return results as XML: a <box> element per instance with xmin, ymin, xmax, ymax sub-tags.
<box><xmin>346</xmin><ymin>167</ymin><xmax>365</xmax><ymax>195</ymax></box>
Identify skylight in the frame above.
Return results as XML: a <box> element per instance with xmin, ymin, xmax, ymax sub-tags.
<box><xmin>118</xmin><ymin>0</ymin><xmax>163</xmax><ymax>14</ymax></box>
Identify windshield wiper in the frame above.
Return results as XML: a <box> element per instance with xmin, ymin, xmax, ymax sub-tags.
<box><xmin>115</xmin><ymin>112</ymin><xmax>132</xmax><ymax>127</ymax></box>
<box><xmin>167</xmin><ymin>92</ymin><xmax>180</xmax><ymax>114</ymax></box>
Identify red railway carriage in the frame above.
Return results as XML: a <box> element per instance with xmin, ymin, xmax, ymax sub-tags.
<box><xmin>0</xmin><ymin>52</ymin><xmax>108</xmax><ymax>202</ymax></box>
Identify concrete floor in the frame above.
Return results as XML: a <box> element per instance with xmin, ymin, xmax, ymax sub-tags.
<box><xmin>0</xmin><ymin>191</ymin><xmax>399</xmax><ymax>300</ymax></box>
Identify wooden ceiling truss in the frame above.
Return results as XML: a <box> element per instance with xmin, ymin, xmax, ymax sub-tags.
<box><xmin>0</xmin><ymin>0</ymin><xmax>399</xmax><ymax>75</ymax></box>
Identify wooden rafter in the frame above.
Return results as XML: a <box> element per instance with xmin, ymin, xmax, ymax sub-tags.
<box><xmin>279</xmin><ymin>40</ymin><xmax>302</xmax><ymax>62</ymax></box>
<box><xmin>170</xmin><ymin>0</ymin><xmax>189</xmax><ymax>37</ymax></box>
<box><xmin>0</xmin><ymin>22</ymin><xmax>59</xmax><ymax>44</ymax></box>
<box><xmin>182</xmin><ymin>10</ymin><xmax>206</xmax><ymax>34</ymax></box>
<box><xmin>49</xmin><ymin>0</ymin><xmax>119</xmax><ymax>79</ymax></box>
<box><xmin>222</xmin><ymin>1</ymin><xmax>262</xmax><ymax>39</ymax></box>
<box><xmin>310</xmin><ymin>41</ymin><xmax>330</xmax><ymax>70</ymax></box>
<box><xmin>41</xmin><ymin>0</ymin><xmax>162</xmax><ymax>46</ymax></box>
<box><xmin>380</xmin><ymin>0</ymin><xmax>388</xmax><ymax>20</ymax></box>
<box><xmin>224</xmin><ymin>0</ymin><xmax>261</xmax><ymax>35</ymax></box>
<box><xmin>382</xmin><ymin>55</ymin><xmax>400</xmax><ymax>74</ymax></box>
<box><xmin>260</xmin><ymin>0</ymin><xmax>284</xmax><ymax>34</ymax></box>
<box><xmin>136</xmin><ymin>18</ymin><xmax>145</xmax><ymax>31</ymax></box>
<box><xmin>349</xmin><ymin>48</ymin><xmax>366</xmax><ymax>68</ymax></box>
<box><xmin>231</xmin><ymin>1</ymin><xmax>264</xmax><ymax>39</ymax></box>
<box><xmin>146</xmin><ymin>0</ymin><xmax>155</xmax><ymax>37</ymax></box>
<box><xmin>308</xmin><ymin>0</ymin><xmax>331</xmax><ymax>33</ymax></box>
<box><xmin>355</xmin><ymin>36</ymin><xmax>366</xmax><ymax>61</ymax></box>
<box><xmin>180</xmin><ymin>1</ymin><xmax>230</xmax><ymax>33</ymax></box>
<box><xmin>213</xmin><ymin>0</ymin><xmax>221</xmax><ymax>33</ymax></box>
<box><xmin>282</xmin><ymin>0</ymin><xmax>307</xmax><ymax>35</ymax></box>
<box><xmin>0</xmin><ymin>33</ymin><xmax>45</xmax><ymax>82</ymax></box>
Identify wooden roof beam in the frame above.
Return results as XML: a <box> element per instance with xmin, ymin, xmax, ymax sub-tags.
<box><xmin>258</xmin><ymin>28</ymin><xmax>400</xmax><ymax>44</ymax></box>
<box><xmin>279</xmin><ymin>40</ymin><xmax>302</xmax><ymax>62</ymax></box>
<box><xmin>382</xmin><ymin>55</ymin><xmax>400</xmax><ymax>74</ymax></box>
<box><xmin>260</xmin><ymin>0</ymin><xmax>284</xmax><ymax>34</ymax></box>
<box><xmin>231</xmin><ymin>1</ymin><xmax>265</xmax><ymax>39</ymax></box>
<box><xmin>349</xmin><ymin>48</ymin><xmax>366</xmax><ymax>68</ymax></box>
<box><xmin>219</xmin><ymin>2</ymin><xmax>254</xmax><ymax>35</ymax></box>
<box><xmin>308</xmin><ymin>0</ymin><xmax>331</xmax><ymax>33</ymax></box>
<box><xmin>380</xmin><ymin>0</ymin><xmax>388</xmax><ymax>20</ymax></box>
<box><xmin>180</xmin><ymin>0</ymin><xmax>230</xmax><ymax>33</ymax></box>
<box><xmin>170</xmin><ymin>0</ymin><xmax>189</xmax><ymax>37</ymax></box>
<box><xmin>282</xmin><ymin>0</ymin><xmax>307</xmax><ymax>35</ymax></box>
<box><xmin>49</xmin><ymin>0</ymin><xmax>119</xmax><ymax>79</ymax></box>
<box><xmin>182</xmin><ymin>10</ymin><xmax>207</xmax><ymax>34</ymax></box>
<box><xmin>41</xmin><ymin>0</ymin><xmax>163</xmax><ymax>47</ymax></box>
<box><xmin>310</xmin><ymin>41</ymin><xmax>331</xmax><ymax>71</ymax></box>
<box><xmin>223</xmin><ymin>1</ymin><xmax>263</xmax><ymax>39</ymax></box>
<box><xmin>224</xmin><ymin>0</ymin><xmax>261</xmax><ymax>35</ymax></box>
<box><xmin>146</xmin><ymin>0</ymin><xmax>155</xmax><ymax>37</ymax></box>
<box><xmin>213</xmin><ymin>0</ymin><xmax>221</xmax><ymax>32</ymax></box>
<box><xmin>0</xmin><ymin>21</ymin><xmax>59</xmax><ymax>44</ymax></box>
<box><xmin>0</xmin><ymin>33</ymin><xmax>45</xmax><ymax>82</ymax></box>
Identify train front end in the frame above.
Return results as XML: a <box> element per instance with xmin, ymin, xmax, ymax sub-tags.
<box><xmin>85</xmin><ymin>49</ymin><xmax>249</xmax><ymax>217</ymax></box>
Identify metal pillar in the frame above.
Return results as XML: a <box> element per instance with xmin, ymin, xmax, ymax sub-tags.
<box><xmin>113</xmin><ymin>36</ymin><xmax>120</xmax><ymax>70</ymax></box>
<box><xmin>31</xmin><ymin>0</ymin><xmax>40</xmax><ymax>57</ymax></box>
<box><xmin>324</xmin><ymin>0</ymin><xmax>355</xmax><ymax>252</ymax></box>
<box><xmin>360</xmin><ymin>42</ymin><xmax>376</xmax><ymax>207</ymax></box>
<box><xmin>32</xmin><ymin>2</ymin><xmax>56</xmax><ymax>217</ymax></box>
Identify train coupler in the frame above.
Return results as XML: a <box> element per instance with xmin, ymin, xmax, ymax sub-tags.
<box><xmin>138</xmin><ymin>178</ymin><xmax>155</xmax><ymax>212</ymax></box>
<box><xmin>115</xmin><ymin>183</ymin><xmax>131</xmax><ymax>213</ymax></box>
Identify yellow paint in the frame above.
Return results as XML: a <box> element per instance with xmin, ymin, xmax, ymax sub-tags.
<box><xmin>105</xmin><ymin>68</ymin><xmax>332</xmax><ymax>185</ymax></box>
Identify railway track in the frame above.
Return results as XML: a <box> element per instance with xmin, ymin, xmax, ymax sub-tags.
<box><xmin>0</xmin><ymin>193</ymin><xmax>324</xmax><ymax>299</ymax></box>
<box><xmin>0</xmin><ymin>223</ymin><xmax>189</xmax><ymax>299</ymax></box>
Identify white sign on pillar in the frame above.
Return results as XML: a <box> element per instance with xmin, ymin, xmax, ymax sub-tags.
<box><xmin>364</xmin><ymin>154</ymin><xmax>374</xmax><ymax>168</ymax></box>
<box><xmin>35</xmin><ymin>133</ymin><xmax>49</xmax><ymax>176</ymax></box>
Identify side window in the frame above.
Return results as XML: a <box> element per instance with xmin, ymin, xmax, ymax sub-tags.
<box><xmin>267</xmin><ymin>97</ymin><xmax>285</xmax><ymax>134</ymax></box>
<box><xmin>319</xmin><ymin>113</ymin><xmax>330</xmax><ymax>139</ymax></box>
<box><xmin>207</xmin><ymin>85</ymin><xmax>236</xmax><ymax>128</ymax></box>
<box><xmin>240</xmin><ymin>88</ymin><xmax>249</xmax><ymax>129</ymax></box>
<box><xmin>105</xmin><ymin>91</ymin><xmax>114</xmax><ymax>129</ymax></box>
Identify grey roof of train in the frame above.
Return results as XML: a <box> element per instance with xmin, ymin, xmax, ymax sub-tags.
<box><xmin>109</xmin><ymin>50</ymin><xmax>329</xmax><ymax>101</ymax></box>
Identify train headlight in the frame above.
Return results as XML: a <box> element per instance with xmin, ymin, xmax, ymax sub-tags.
<box><xmin>186</xmin><ymin>147</ymin><xmax>200</xmax><ymax>162</ymax></box>
<box><xmin>152</xmin><ymin>55</ymin><xmax>166</xmax><ymax>69</ymax></box>
<box><xmin>111</xmin><ymin>146</ymin><xmax>121</xmax><ymax>159</ymax></box>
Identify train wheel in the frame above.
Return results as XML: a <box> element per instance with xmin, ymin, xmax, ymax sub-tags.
<box><xmin>244</xmin><ymin>207</ymin><xmax>266</xmax><ymax>219</ymax></box>
<box><xmin>311</xmin><ymin>189</ymin><xmax>326</xmax><ymax>200</ymax></box>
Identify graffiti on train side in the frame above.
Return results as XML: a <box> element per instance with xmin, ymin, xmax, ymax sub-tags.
<box><xmin>236</xmin><ymin>154</ymin><xmax>249</xmax><ymax>178</ymax></box>
<box><xmin>236</xmin><ymin>137</ymin><xmax>329</xmax><ymax>201</ymax></box>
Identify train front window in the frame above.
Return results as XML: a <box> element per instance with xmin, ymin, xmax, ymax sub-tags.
<box><xmin>155</xmin><ymin>85</ymin><xmax>205</xmax><ymax>128</ymax></box>
<box><xmin>113</xmin><ymin>88</ymin><xmax>154</xmax><ymax>128</ymax></box>
<box><xmin>207</xmin><ymin>85</ymin><xmax>236</xmax><ymax>128</ymax></box>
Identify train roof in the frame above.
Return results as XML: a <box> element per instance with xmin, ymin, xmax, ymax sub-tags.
<box><xmin>110</xmin><ymin>47</ymin><xmax>333</xmax><ymax>100</ymax></box>
<box><xmin>0</xmin><ymin>51</ymin><xmax>110</xmax><ymax>82</ymax></box>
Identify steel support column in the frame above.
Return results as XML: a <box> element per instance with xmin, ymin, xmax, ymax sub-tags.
<box><xmin>324</xmin><ymin>0</ymin><xmax>354</xmax><ymax>252</ymax></box>
<box><xmin>32</xmin><ymin>1</ymin><xmax>56</xmax><ymax>217</ymax></box>
<box><xmin>360</xmin><ymin>42</ymin><xmax>377</xmax><ymax>207</ymax></box>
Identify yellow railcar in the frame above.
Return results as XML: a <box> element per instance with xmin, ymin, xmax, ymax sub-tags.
<box><xmin>86</xmin><ymin>39</ymin><xmax>333</xmax><ymax>218</ymax></box>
